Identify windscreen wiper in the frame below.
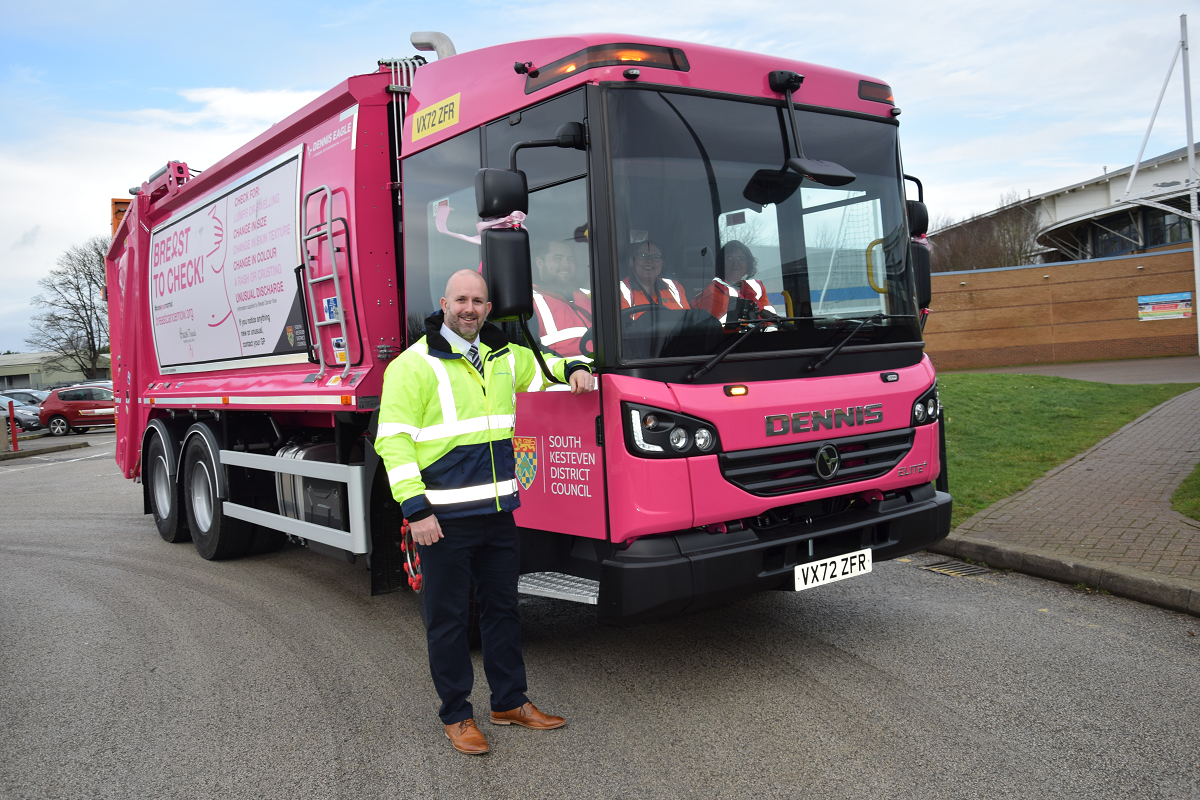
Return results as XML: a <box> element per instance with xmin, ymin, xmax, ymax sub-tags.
<box><xmin>685</xmin><ymin>320</ymin><xmax>767</xmax><ymax>382</ymax></box>
<box><xmin>804</xmin><ymin>313</ymin><xmax>916</xmax><ymax>373</ymax></box>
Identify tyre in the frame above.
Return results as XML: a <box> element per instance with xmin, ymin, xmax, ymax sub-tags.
<box><xmin>182</xmin><ymin>435</ymin><xmax>251</xmax><ymax>560</ymax></box>
<box><xmin>48</xmin><ymin>416</ymin><xmax>70</xmax><ymax>437</ymax></box>
<box><xmin>147</xmin><ymin>435</ymin><xmax>190</xmax><ymax>543</ymax></box>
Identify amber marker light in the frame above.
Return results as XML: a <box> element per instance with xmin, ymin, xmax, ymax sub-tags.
<box><xmin>222</xmin><ymin>397</ymin><xmax>230</xmax><ymax>404</ymax></box>
<box><xmin>524</xmin><ymin>43</ymin><xmax>689</xmax><ymax>94</ymax></box>
<box><xmin>341</xmin><ymin>396</ymin><xmax>352</xmax><ymax>405</ymax></box>
<box><xmin>724</xmin><ymin>385</ymin><xmax>749</xmax><ymax>397</ymax></box>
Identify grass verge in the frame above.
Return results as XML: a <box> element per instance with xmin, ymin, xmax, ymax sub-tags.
<box><xmin>940</xmin><ymin>374</ymin><xmax>1198</xmax><ymax>528</ymax></box>
<box><xmin>1171</xmin><ymin>461</ymin><xmax>1200</xmax><ymax>522</ymax></box>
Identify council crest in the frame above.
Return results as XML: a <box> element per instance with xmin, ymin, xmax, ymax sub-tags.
<box><xmin>514</xmin><ymin>436</ymin><xmax>537</xmax><ymax>491</ymax></box>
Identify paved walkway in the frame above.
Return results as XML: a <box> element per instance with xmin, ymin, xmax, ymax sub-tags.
<box><xmin>944</xmin><ymin>354</ymin><xmax>1200</xmax><ymax>384</ymax></box>
<box><xmin>934</xmin><ymin>386</ymin><xmax>1200</xmax><ymax>615</ymax></box>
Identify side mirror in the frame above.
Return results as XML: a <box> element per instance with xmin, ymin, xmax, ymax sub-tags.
<box><xmin>743</xmin><ymin>168</ymin><xmax>802</xmax><ymax>206</ymax></box>
<box><xmin>481</xmin><ymin>227</ymin><xmax>534</xmax><ymax>321</ymax></box>
<box><xmin>785</xmin><ymin>157</ymin><xmax>856</xmax><ymax>187</ymax></box>
<box><xmin>475</xmin><ymin>168</ymin><xmax>528</xmax><ymax>218</ymax></box>
<box><xmin>555</xmin><ymin>122</ymin><xmax>587</xmax><ymax>150</ymax></box>
<box><xmin>907</xmin><ymin>199</ymin><xmax>929</xmax><ymax>236</ymax></box>
<box><xmin>910</xmin><ymin>238</ymin><xmax>931</xmax><ymax>309</ymax></box>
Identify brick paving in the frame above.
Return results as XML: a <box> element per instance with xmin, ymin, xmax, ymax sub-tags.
<box><xmin>955</xmin><ymin>387</ymin><xmax>1200</xmax><ymax>584</ymax></box>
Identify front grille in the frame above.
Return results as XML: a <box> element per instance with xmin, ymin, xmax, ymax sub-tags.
<box><xmin>719</xmin><ymin>427</ymin><xmax>915</xmax><ymax>496</ymax></box>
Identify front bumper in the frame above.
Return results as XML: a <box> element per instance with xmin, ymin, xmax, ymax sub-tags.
<box><xmin>597</xmin><ymin>483</ymin><xmax>951</xmax><ymax>623</ymax></box>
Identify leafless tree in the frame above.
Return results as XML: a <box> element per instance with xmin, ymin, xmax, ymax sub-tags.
<box><xmin>930</xmin><ymin>191</ymin><xmax>1041</xmax><ymax>273</ymax></box>
<box><xmin>25</xmin><ymin>236</ymin><xmax>110</xmax><ymax>378</ymax></box>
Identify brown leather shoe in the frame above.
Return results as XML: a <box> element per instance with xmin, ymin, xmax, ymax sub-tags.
<box><xmin>444</xmin><ymin>719</ymin><xmax>489</xmax><ymax>754</ymax></box>
<box><xmin>490</xmin><ymin>702</ymin><xmax>566</xmax><ymax>730</ymax></box>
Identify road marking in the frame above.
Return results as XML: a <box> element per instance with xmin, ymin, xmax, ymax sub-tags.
<box><xmin>0</xmin><ymin>448</ymin><xmax>116</xmax><ymax>475</ymax></box>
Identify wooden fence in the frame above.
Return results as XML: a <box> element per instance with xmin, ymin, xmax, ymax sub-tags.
<box><xmin>925</xmin><ymin>246</ymin><xmax>1197</xmax><ymax>370</ymax></box>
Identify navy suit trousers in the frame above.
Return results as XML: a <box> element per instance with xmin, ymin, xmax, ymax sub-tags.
<box><xmin>416</xmin><ymin>511</ymin><xmax>529</xmax><ymax>724</ymax></box>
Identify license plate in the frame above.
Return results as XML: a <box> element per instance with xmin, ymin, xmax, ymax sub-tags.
<box><xmin>794</xmin><ymin>548</ymin><xmax>873</xmax><ymax>591</ymax></box>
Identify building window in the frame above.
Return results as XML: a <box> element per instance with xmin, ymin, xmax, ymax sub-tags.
<box><xmin>1092</xmin><ymin>213</ymin><xmax>1139</xmax><ymax>257</ymax></box>
<box><xmin>1145</xmin><ymin>207</ymin><xmax>1191</xmax><ymax>248</ymax></box>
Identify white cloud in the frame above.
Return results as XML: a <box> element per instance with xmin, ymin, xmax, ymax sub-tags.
<box><xmin>0</xmin><ymin>86</ymin><xmax>320</xmax><ymax>350</ymax></box>
<box><xmin>129</xmin><ymin>87</ymin><xmax>322</xmax><ymax>134</ymax></box>
<box><xmin>11</xmin><ymin>226</ymin><xmax>40</xmax><ymax>250</ymax></box>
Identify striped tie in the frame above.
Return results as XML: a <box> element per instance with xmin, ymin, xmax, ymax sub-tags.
<box><xmin>467</xmin><ymin>343</ymin><xmax>483</xmax><ymax>375</ymax></box>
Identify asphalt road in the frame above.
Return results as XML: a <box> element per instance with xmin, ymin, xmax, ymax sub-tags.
<box><xmin>2</xmin><ymin>432</ymin><xmax>1199</xmax><ymax>799</ymax></box>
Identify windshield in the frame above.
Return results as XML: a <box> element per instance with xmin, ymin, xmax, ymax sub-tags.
<box><xmin>607</xmin><ymin>88</ymin><xmax>919</xmax><ymax>363</ymax></box>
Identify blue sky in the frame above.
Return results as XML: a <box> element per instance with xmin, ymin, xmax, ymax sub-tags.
<box><xmin>1</xmin><ymin>0</ymin><xmax>1196</xmax><ymax>351</ymax></box>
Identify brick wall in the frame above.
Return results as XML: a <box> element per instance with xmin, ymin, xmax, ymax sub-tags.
<box><xmin>925</xmin><ymin>247</ymin><xmax>1198</xmax><ymax>370</ymax></box>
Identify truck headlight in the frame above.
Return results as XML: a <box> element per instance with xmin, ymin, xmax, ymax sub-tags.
<box><xmin>911</xmin><ymin>382</ymin><xmax>940</xmax><ymax>427</ymax></box>
<box><xmin>624</xmin><ymin>402</ymin><xmax>721</xmax><ymax>459</ymax></box>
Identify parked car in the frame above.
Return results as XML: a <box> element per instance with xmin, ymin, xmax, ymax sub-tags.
<box><xmin>0</xmin><ymin>394</ymin><xmax>41</xmax><ymax>432</ymax></box>
<box><xmin>4</xmin><ymin>389</ymin><xmax>49</xmax><ymax>406</ymax></box>
<box><xmin>38</xmin><ymin>386</ymin><xmax>115</xmax><ymax>436</ymax></box>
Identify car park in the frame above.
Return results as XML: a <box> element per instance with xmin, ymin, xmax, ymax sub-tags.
<box><xmin>38</xmin><ymin>386</ymin><xmax>115</xmax><ymax>436</ymax></box>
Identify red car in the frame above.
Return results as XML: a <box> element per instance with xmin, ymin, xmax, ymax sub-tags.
<box><xmin>39</xmin><ymin>386</ymin><xmax>116</xmax><ymax>436</ymax></box>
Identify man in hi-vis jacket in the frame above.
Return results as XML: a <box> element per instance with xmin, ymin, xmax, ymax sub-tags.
<box><xmin>376</xmin><ymin>269</ymin><xmax>594</xmax><ymax>755</ymax></box>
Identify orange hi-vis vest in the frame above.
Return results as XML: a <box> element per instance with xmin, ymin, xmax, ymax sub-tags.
<box><xmin>694</xmin><ymin>277</ymin><xmax>777</xmax><ymax>324</ymax></box>
<box><xmin>619</xmin><ymin>276</ymin><xmax>691</xmax><ymax>315</ymax></box>
<box><xmin>531</xmin><ymin>285</ymin><xmax>593</xmax><ymax>357</ymax></box>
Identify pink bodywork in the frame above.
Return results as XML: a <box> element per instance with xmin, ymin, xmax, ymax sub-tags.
<box><xmin>107</xmin><ymin>33</ymin><xmax>928</xmax><ymax>548</ymax></box>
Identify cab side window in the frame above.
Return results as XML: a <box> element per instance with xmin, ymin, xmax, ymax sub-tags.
<box><xmin>401</xmin><ymin>129</ymin><xmax>482</xmax><ymax>344</ymax></box>
<box><xmin>486</xmin><ymin>90</ymin><xmax>593</xmax><ymax>358</ymax></box>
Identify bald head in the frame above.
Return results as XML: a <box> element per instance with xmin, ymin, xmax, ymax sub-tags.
<box><xmin>445</xmin><ymin>269</ymin><xmax>488</xmax><ymax>301</ymax></box>
<box><xmin>441</xmin><ymin>269</ymin><xmax>491</xmax><ymax>341</ymax></box>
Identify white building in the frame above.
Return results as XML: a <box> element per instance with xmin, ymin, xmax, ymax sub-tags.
<box><xmin>933</xmin><ymin>146</ymin><xmax>1195</xmax><ymax>265</ymax></box>
<box><xmin>0</xmin><ymin>352</ymin><xmax>111</xmax><ymax>391</ymax></box>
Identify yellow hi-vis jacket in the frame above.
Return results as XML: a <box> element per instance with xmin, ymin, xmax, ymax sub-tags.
<box><xmin>375</xmin><ymin>312</ymin><xmax>590</xmax><ymax>521</ymax></box>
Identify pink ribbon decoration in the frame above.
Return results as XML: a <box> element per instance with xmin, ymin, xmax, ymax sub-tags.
<box><xmin>434</xmin><ymin>199</ymin><xmax>526</xmax><ymax>245</ymax></box>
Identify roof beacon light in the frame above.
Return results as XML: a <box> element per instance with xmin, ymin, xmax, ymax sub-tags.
<box><xmin>525</xmin><ymin>43</ymin><xmax>689</xmax><ymax>94</ymax></box>
<box><xmin>858</xmin><ymin>81</ymin><xmax>894</xmax><ymax>105</ymax></box>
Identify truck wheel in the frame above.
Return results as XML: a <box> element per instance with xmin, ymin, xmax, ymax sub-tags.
<box><xmin>48</xmin><ymin>416</ymin><xmax>69</xmax><ymax>436</ymax></box>
<box><xmin>148</xmin><ymin>436</ymin><xmax>190</xmax><ymax>543</ymax></box>
<box><xmin>183</xmin><ymin>436</ymin><xmax>251</xmax><ymax>560</ymax></box>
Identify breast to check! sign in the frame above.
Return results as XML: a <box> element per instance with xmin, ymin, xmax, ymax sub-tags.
<box><xmin>149</xmin><ymin>152</ymin><xmax>309</xmax><ymax>371</ymax></box>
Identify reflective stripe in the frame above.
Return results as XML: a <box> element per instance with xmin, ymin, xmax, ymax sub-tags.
<box><xmin>715</xmin><ymin>278</ymin><xmax>737</xmax><ymax>324</ymax></box>
<box><xmin>506</xmin><ymin>352</ymin><xmax>519</xmax><ymax>405</ymax></box>
<box><xmin>746</xmin><ymin>278</ymin><xmax>764</xmax><ymax>299</ymax></box>
<box><xmin>387</xmin><ymin>462</ymin><xmax>421</xmax><ymax>485</ymax></box>
<box><xmin>663</xmin><ymin>279</ymin><xmax>682</xmax><ymax>305</ymax></box>
<box><xmin>426</xmin><ymin>479</ymin><xmax>519</xmax><ymax>505</ymax></box>
<box><xmin>381</xmin><ymin>415</ymin><xmax>515</xmax><ymax>442</ymax></box>
<box><xmin>420</xmin><ymin>352</ymin><xmax>458</xmax><ymax>426</ymax></box>
<box><xmin>533</xmin><ymin>291</ymin><xmax>589</xmax><ymax>345</ymax></box>
<box><xmin>378</xmin><ymin>421</ymin><xmax>420</xmax><ymax>438</ymax></box>
<box><xmin>542</xmin><ymin>326</ymin><xmax>588</xmax><ymax>345</ymax></box>
<box><xmin>619</xmin><ymin>281</ymin><xmax>632</xmax><ymax>306</ymax></box>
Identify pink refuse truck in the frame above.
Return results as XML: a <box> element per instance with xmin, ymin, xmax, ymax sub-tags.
<box><xmin>106</xmin><ymin>31</ymin><xmax>950</xmax><ymax>622</ymax></box>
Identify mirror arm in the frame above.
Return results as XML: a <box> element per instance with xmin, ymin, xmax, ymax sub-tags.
<box><xmin>782</xmin><ymin>87</ymin><xmax>806</xmax><ymax>160</ymax></box>
<box><xmin>518</xmin><ymin>314</ymin><xmax>565</xmax><ymax>384</ymax></box>
<box><xmin>509</xmin><ymin>139</ymin><xmax>561</xmax><ymax>172</ymax></box>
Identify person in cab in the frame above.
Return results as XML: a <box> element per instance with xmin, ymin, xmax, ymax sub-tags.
<box><xmin>694</xmin><ymin>240</ymin><xmax>777</xmax><ymax>325</ymax></box>
<box><xmin>619</xmin><ymin>241</ymin><xmax>690</xmax><ymax>319</ymax></box>
<box><xmin>531</xmin><ymin>239</ymin><xmax>593</xmax><ymax>358</ymax></box>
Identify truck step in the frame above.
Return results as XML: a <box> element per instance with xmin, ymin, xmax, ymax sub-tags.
<box><xmin>518</xmin><ymin>572</ymin><xmax>599</xmax><ymax>605</ymax></box>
